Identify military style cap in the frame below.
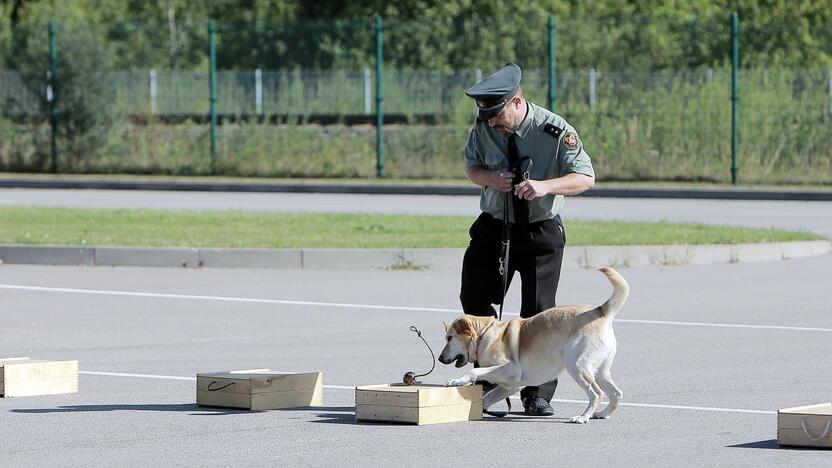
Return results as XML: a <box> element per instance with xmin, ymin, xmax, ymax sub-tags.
<box><xmin>465</xmin><ymin>63</ymin><xmax>522</xmax><ymax>121</ymax></box>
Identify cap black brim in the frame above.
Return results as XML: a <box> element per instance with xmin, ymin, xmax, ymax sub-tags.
<box><xmin>476</xmin><ymin>102</ymin><xmax>506</xmax><ymax>121</ymax></box>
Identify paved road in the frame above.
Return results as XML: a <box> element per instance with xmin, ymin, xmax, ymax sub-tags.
<box><xmin>2</xmin><ymin>188</ymin><xmax>832</xmax><ymax>237</ymax></box>
<box><xmin>2</xmin><ymin>188</ymin><xmax>832</xmax><ymax>466</ymax></box>
<box><xmin>1</xmin><ymin>257</ymin><xmax>830</xmax><ymax>466</ymax></box>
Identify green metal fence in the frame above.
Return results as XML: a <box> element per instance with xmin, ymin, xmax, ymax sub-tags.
<box><xmin>0</xmin><ymin>14</ymin><xmax>830</xmax><ymax>184</ymax></box>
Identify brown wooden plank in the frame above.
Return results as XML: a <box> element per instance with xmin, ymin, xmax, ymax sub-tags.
<box><xmin>196</xmin><ymin>371</ymin><xmax>322</xmax><ymax>394</ymax></box>
<box><xmin>2</xmin><ymin>361</ymin><xmax>78</xmax><ymax>381</ymax></box>
<box><xmin>196</xmin><ymin>376</ymin><xmax>253</xmax><ymax>394</ymax></box>
<box><xmin>416</xmin><ymin>402</ymin><xmax>483</xmax><ymax>425</ymax></box>
<box><xmin>778</xmin><ymin>428</ymin><xmax>832</xmax><ymax>448</ymax></box>
<box><xmin>249</xmin><ymin>373</ymin><xmax>321</xmax><ymax>394</ymax></box>
<box><xmin>197</xmin><ymin>390</ymin><xmax>253</xmax><ymax>409</ymax></box>
<box><xmin>417</xmin><ymin>385</ymin><xmax>482</xmax><ymax>407</ymax></box>
<box><xmin>356</xmin><ymin>404</ymin><xmax>419</xmax><ymax>424</ymax></box>
<box><xmin>250</xmin><ymin>389</ymin><xmax>322</xmax><ymax>410</ymax></box>
<box><xmin>355</xmin><ymin>389</ymin><xmax>419</xmax><ymax>408</ymax></box>
<box><xmin>2</xmin><ymin>376</ymin><xmax>78</xmax><ymax>397</ymax></box>
<box><xmin>197</xmin><ymin>388</ymin><xmax>323</xmax><ymax>410</ymax></box>
<box><xmin>355</xmin><ymin>384</ymin><xmax>481</xmax><ymax>408</ymax></box>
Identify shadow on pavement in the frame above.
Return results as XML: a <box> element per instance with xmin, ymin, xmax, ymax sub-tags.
<box><xmin>10</xmin><ymin>403</ymin><xmax>258</xmax><ymax>415</ymax></box>
<box><xmin>310</xmin><ymin>411</ymin><xmax>358</xmax><ymax>425</ymax></box>
<box><xmin>11</xmin><ymin>404</ymin><xmax>356</xmax><ymax>416</ymax></box>
<box><xmin>727</xmin><ymin>439</ymin><xmax>780</xmax><ymax>449</ymax></box>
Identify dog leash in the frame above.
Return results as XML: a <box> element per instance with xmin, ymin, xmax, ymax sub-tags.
<box><xmin>498</xmin><ymin>156</ymin><xmax>532</xmax><ymax>322</ymax></box>
<box><xmin>486</xmin><ymin>158</ymin><xmax>532</xmax><ymax>418</ymax></box>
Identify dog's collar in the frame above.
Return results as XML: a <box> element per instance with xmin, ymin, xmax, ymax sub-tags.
<box><xmin>467</xmin><ymin>334</ymin><xmax>479</xmax><ymax>364</ymax></box>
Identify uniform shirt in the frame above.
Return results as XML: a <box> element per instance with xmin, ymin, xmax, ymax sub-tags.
<box><xmin>463</xmin><ymin>100</ymin><xmax>595</xmax><ymax>223</ymax></box>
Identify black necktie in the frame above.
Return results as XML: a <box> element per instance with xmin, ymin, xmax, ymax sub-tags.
<box><xmin>507</xmin><ymin>135</ymin><xmax>528</xmax><ymax>229</ymax></box>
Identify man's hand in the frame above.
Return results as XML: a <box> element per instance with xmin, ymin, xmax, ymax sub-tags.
<box><xmin>514</xmin><ymin>179</ymin><xmax>548</xmax><ymax>200</ymax></box>
<box><xmin>489</xmin><ymin>169</ymin><xmax>515</xmax><ymax>193</ymax></box>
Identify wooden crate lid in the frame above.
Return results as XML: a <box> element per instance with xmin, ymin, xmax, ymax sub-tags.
<box><xmin>779</xmin><ymin>403</ymin><xmax>832</xmax><ymax>416</ymax></box>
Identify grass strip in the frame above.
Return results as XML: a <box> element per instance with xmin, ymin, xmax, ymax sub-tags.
<box><xmin>0</xmin><ymin>206</ymin><xmax>821</xmax><ymax>249</ymax></box>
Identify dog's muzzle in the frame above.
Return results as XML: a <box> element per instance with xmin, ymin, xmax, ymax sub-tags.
<box><xmin>439</xmin><ymin>354</ymin><xmax>467</xmax><ymax>368</ymax></box>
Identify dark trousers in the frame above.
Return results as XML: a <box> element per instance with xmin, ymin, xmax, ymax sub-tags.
<box><xmin>459</xmin><ymin>212</ymin><xmax>565</xmax><ymax>403</ymax></box>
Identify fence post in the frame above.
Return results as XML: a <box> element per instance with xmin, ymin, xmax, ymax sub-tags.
<box><xmin>375</xmin><ymin>15</ymin><xmax>384</xmax><ymax>178</ymax></box>
<box><xmin>48</xmin><ymin>20</ymin><xmax>58</xmax><ymax>173</ymax></box>
<box><xmin>475</xmin><ymin>68</ymin><xmax>482</xmax><ymax>83</ymax></box>
<box><xmin>730</xmin><ymin>12</ymin><xmax>739</xmax><ymax>184</ymax></box>
<box><xmin>255</xmin><ymin>68</ymin><xmax>263</xmax><ymax>117</ymax></box>
<box><xmin>149</xmin><ymin>69</ymin><xmax>157</xmax><ymax>115</ymax></box>
<box><xmin>364</xmin><ymin>68</ymin><xmax>371</xmax><ymax>115</ymax></box>
<box><xmin>828</xmin><ymin>69</ymin><xmax>831</xmax><ymax>116</ymax></box>
<box><xmin>208</xmin><ymin>19</ymin><xmax>217</xmax><ymax>174</ymax></box>
<box><xmin>589</xmin><ymin>68</ymin><xmax>596</xmax><ymax>112</ymax></box>
<box><xmin>547</xmin><ymin>15</ymin><xmax>556</xmax><ymax>113</ymax></box>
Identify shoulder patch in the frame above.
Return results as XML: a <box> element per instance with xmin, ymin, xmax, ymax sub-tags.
<box><xmin>563</xmin><ymin>132</ymin><xmax>580</xmax><ymax>150</ymax></box>
<box><xmin>543</xmin><ymin>123</ymin><xmax>563</xmax><ymax>139</ymax></box>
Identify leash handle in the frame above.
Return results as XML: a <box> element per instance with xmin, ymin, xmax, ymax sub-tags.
<box><xmin>207</xmin><ymin>381</ymin><xmax>235</xmax><ymax>392</ymax></box>
<box><xmin>801</xmin><ymin>417</ymin><xmax>832</xmax><ymax>442</ymax></box>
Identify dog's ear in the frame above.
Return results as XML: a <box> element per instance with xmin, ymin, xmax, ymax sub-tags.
<box><xmin>443</xmin><ymin>321</ymin><xmax>450</xmax><ymax>332</ymax></box>
<box><xmin>453</xmin><ymin>316</ymin><xmax>477</xmax><ymax>338</ymax></box>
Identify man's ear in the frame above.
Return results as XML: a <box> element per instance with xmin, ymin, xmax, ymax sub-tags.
<box><xmin>443</xmin><ymin>321</ymin><xmax>450</xmax><ymax>332</ymax></box>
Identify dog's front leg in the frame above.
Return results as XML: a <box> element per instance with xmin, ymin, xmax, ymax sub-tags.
<box><xmin>483</xmin><ymin>385</ymin><xmax>521</xmax><ymax>410</ymax></box>
<box><xmin>447</xmin><ymin>362</ymin><xmax>521</xmax><ymax>388</ymax></box>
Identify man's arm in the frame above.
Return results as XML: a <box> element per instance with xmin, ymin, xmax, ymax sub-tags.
<box><xmin>465</xmin><ymin>165</ymin><xmax>515</xmax><ymax>193</ymax></box>
<box><xmin>513</xmin><ymin>172</ymin><xmax>595</xmax><ymax>200</ymax></box>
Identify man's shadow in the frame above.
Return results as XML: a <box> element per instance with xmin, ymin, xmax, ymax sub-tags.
<box><xmin>11</xmin><ymin>404</ymin><xmax>353</xmax><ymax>416</ymax></box>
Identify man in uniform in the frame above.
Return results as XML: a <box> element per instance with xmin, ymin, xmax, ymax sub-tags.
<box><xmin>460</xmin><ymin>63</ymin><xmax>595</xmax><ymax>416</ymax></box>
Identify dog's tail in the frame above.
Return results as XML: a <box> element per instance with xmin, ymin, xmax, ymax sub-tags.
<box><xmin>599</xmin><ymin>267</ymin><xmax>629</xmax><ymax>320</ymax></box>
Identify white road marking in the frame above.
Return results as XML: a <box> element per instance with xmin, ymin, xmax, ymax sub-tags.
<box><xmin>79</xmin><ymin>371</ymin><xmax>774</xmax><ymax>415</ymax></box>
<box><xmin>3</xmin><ymin>283</ymin><xmax>831</xmax><ymax>333</ymax></box>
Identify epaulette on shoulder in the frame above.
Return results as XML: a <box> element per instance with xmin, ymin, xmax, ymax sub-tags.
<box><xmin>543</xmin><ymin>123</ymin><xmax>563</xmax><ymax>139</ymax></box>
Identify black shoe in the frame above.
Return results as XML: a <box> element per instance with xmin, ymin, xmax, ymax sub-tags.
<box><xmin>523</xmin><ymin>397</ymin><xmax>555</xmax><ymax>416</ymax></box>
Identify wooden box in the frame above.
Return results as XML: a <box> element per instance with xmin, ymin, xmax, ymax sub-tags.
<box><xmin>0</xmin><ymin>357</ymin><xmax>79</xmax><ymax>397</ymax></box>
<box><xmin>355</xmin><ymin>384</ymin><xmax>482</xmax><ymax>425</ymax></box>
<box><xmin>778</xmin><ymin>403</ymin><xmax>832</xmax><ymax>448</ymax></box>
<box><xmin>196</xmin><ymin>369</ymin><xmax>323</xmax><ymax>410</ymax></box>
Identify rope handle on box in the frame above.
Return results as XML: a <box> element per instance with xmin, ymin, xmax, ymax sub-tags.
<box><xmin>800</xmin><ymin>417</ymin><xmax>832</xmax><ymax>442</ymax></box>
<box><xmin>207</xmin><ymin>381</ymin><xmax>236</xmax><ymax>392</ymax></box>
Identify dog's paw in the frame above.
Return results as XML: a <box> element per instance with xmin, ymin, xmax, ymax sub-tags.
<box><xmin>568</xmin><ymin>415</ymin><xmax>589</xmax><ymax>424</ymax></box>
<box><xmin>446</xmin><ymin>377</ymin><xmax>470</xmax><ymax>387</ymax></box>
<box><xmin>591</xmin><ymin>412</ymin><xmax>610</xmax><ymax>420</ymax></box>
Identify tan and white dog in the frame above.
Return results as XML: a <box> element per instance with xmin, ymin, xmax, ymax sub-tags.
<box><xmin>439</xmin><ymin>267</ymin><xmax>629</xmax><ymax>423</ymax></box>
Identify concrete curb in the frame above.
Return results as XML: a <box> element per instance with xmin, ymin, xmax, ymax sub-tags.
<box><xmin>1</xmin><ymin>178</ymin><xmax>831</xmax><ymax>201</ymax></box>
<box><xmin>0</xmin><ymin>241</ymin><xmax>828</xmax><ymax>270</ymax></box>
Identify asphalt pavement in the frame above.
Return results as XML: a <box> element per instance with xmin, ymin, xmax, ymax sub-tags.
<box><xmin>1</xmin><ymin>187</ymin><xmax>831</xmax><ymax>466</ymax></box>
<box><xmin>1</xmin><ymin>258</ymin><xmax>831</xmax><ymax>466</ymax></box>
